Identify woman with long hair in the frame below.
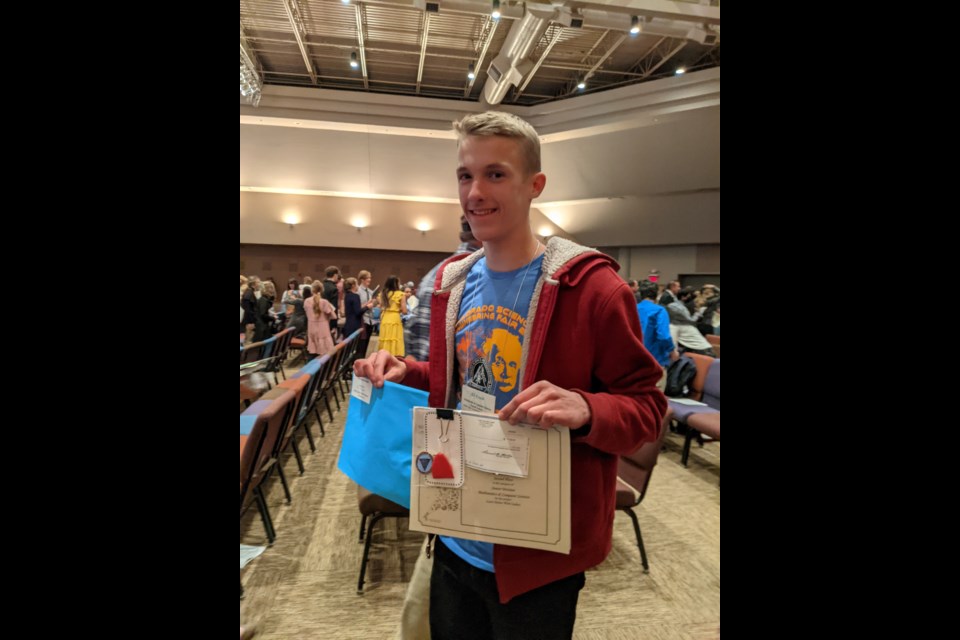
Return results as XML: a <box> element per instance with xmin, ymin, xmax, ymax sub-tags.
<box><xmin>281</xmin><ymin>278</ymin><xmax>300</xmax><ymax>305</ymax></box>
<box><xmin>304</xmin><ymin>281</ymin><xmax>336</xmax><ymax>358</ymax></box>
<box><xmin>378</xmin><ymin>275</ymin><xmax>407</xmax><ymax>356</ymax></box>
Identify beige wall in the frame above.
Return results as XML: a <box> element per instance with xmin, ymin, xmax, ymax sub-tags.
<box><xmin>597</xmin><ymin>244</ymin><xmax>720</xmax><ymax>289</ymax></box>
<box><xmin>242</xmin><ymin>242</ymin><xmax>719</xmax><ymax>294</ymax></box>
<box><xmin>696</xmin><ymin>245</ymin><xmax>720</xmax><ymax>273</ymax></box>
<box><xmin>240</xmin><ymin>191</ymin><xmax>575</xmax><ymax>252</ymax></box>
<box><xmin>240</xmin><ymin>244</ymin><xmax>452</xmax><ymax>292</ymax></box>
<box><xmin>598</xmin><ymin>245</ymin><xmax>699</xmax><ymax>283</ymax></box>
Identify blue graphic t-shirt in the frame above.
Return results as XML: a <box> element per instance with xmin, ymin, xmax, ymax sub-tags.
<box><xmin>441</xmin><ymin>251</ymin><xmax>545</xmax><ymax>572</ymax></box>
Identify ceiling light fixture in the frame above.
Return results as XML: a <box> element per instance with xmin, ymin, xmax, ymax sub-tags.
<box><xmin>630</xmin><ymin>15</ymin><xmax>640</xmax><ymax>35</ymax></box>
<box><xmin>675</xmin><ymin>67</ymin><xmax>686</xmax><ymax>75</ymax></box>
<box><xmin>350</xmin><ymin>51</ymin><xmax>359</xmax><ymax>68</ymax></box>
<box><xmin>577</xmin><ymin>77</ymin><xmax>586</xmax><ymax>90</ymax></box>
<box><xmin>491</xmin><ymin>0</ymin><xmax>501</xmax><ymax>20</ymax></box>
<box><xmin>467</xmin><ymin>63</ymin><xmax>476</xmax><ymax>80</ymax></box>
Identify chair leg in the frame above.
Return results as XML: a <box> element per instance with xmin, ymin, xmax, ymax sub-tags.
<box><xmin>276</xmin><ymin>463</ymin><xmax>292</xmax><ymax>504</ymax></box>
<box><xmin>358</xmin><ymin>513</ymin><xmax>386</xmax><ymax>593</ymax></box>
<box><xmin>254</xmin><ymin>487</ymin><xmax>276</xmax><ymax>544</ymax></box>
<box><xmin>288</xmin><ymin>433</ymin><xmax>305</xmax><ymax>474</ymax></box>
<box><xmin>301</xmin><ymin>418</ymin><xmax>317</xmax><ymax>451</ymax></box>
<box><xmin>623</xmin><ymin>507</ymin><xmax>649</xmax><ymax>572</ymax></box>
<box><xmin>324</xmin><ymin>393</ymin><xmax>335</xmax><ymax>422</ymax></box>
<box><xmin>359</xmin><ymin>515</ymin><xmax>368</xmax><ymax>541</ymax></box>
<box><xmin>314</xmin><ymin>405</ymin><xmax>325</xmax><ymax>438</ymax></box>
<box><xmin>682</xmin><ymin>430</ymin><xmax>696</xmax><ymax>467</ymax></box>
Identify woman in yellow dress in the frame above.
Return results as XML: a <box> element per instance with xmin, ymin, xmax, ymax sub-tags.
<box><xmin>378</xmin><ymin>275</ymin><xmax>407</xmax><ymax>357</ymax></box>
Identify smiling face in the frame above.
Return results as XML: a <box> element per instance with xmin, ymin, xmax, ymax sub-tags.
<box><xmin>457</xmin><ymin>135</ymin><xmax>546</xmax><ymax>248</ymax></box>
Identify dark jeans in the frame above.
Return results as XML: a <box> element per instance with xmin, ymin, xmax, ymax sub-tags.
<box><xmin>430</xmin><ymin>538</ymin><xmax>585</xmax><ymax>640</ymax></box>
<box><xmin>679</xmin><ymin>345</ymin><xmax>716</xmax><ymax>357</ymax></box>
<box><xmin>356</xmin><ymin>328</ymin><xmax>372</xmax><ymax>360</ymax></box>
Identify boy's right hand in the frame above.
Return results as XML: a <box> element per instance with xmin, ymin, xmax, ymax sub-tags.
<box><xmin>353</xmin><ymin>349</ymin><xmax>407</xmax><ymax>388</ymax></box>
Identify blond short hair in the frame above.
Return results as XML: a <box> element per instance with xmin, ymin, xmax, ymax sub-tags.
<box><xmin>453</xmin><ymin>111</ymin><xmax>541</xmax><ymax>176</ymax></box>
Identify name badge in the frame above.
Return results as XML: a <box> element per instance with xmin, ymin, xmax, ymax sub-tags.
<box><xmin>462</xmin><ymin>384</ymin><xmax>496</xmax><ymax>413</ymax></box>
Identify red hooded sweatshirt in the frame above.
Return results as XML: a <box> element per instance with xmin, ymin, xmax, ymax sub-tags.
<box><xmin>402</xmin><ymin>237</ymin><xmax>667</xmax><ymax>603</ymax></box>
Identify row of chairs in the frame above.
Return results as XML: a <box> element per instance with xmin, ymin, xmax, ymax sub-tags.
<box><xmin>239</xmin><ymin>330</ymin><xmax>364</xmax><ymax>599</ymax></box>
<box><xmin>668</xmin><ymin>354</ymin><xmax>720</xmax><ymax>467</ymax></box>
<box><xmin>240</xmin><ymin>329</ymin><xmax>364</xmax><ymax>544</ymax></box>
<box><xmin>240</xmin><ymin>326</ymin><xmax>297</xmax><ymax>385</ymax></box>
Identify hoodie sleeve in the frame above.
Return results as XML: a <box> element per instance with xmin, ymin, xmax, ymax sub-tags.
<box><xmin>571</xmin><ymin>282</ymin><xmax>667</xmax><ymax>455</ymax></box>
<box><xmin>401</xmin><ymin>359</ymin><xmax>430</xmax><ymax>392</ymax></box>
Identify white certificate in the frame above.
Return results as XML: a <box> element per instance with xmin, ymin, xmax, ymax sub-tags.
<box><xmin>410</xmin><ymin>408</ymin><xmax>571</xmax><ymax>554</ymax></box>
<box><xmin>463</xmin><ymin>414</ymin><xmax>530</xmax><ymax>477</ymax></box>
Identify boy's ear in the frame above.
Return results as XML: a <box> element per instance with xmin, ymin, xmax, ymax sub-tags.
<box><xmin>531</xmin><ymin>172</ymin><xmax>546</xmax><ymax>198</ymax></box>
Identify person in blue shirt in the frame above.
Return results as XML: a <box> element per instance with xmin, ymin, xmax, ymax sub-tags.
<box><xmin>637</xmin><ymin>280</ymin><xmax>678</xmax><ymax>390</ymax></box>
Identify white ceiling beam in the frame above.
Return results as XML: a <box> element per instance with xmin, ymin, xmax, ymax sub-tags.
<box><xmin>416</xmin><ymin>13</ymin><xmax>432</xmax><ymax>94</ymax></box>
<box><xmin>574</xmin><ymin>1</ymin><xmax>719</xmax><ymax>26</ymax></box>
<box><xmin>585</xmin><ymin>33</ymin><xmax>626</xmax><ymax>81</ymax></box>
<box><xmin>355</xmin><ymin>3</ymin><xmax>370</xmax><ymax>89</ymax></box>
<box><xmin>464</xmin><ymin>16</ymin><xmax>499</xmax><ymax>97</ymax></box>
<box><xmin>629</xmin><ymin>37</ymin><xmax>687</xmax><ymax>78</ymax></box>
<box><xmin>281</xmin><ymin>0</ymin><xmax>318</xmax><ymax>85</ymax></box>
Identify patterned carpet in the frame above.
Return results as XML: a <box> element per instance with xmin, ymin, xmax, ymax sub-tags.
<box><xmin>240</xmin><ymin>372</ymin><xmax>720</xmax><ymax>639</ymax></box>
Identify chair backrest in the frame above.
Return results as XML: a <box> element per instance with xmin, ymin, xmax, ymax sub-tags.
<box><xmin>337</xmin><ymin>329</ymin><xmax>363</xmax><ymax>375</ymax></box>
<box><xmin>239</xmin><ymin>389</ymin><xmax>297</xmax><ymax>516</ymax></box>
<box><xmin>260</xmin><ymin>335</ymin><xmax>278</xmax><ymax>359</ymax></box>
<box><xmin>290</xmin><ymin>354</ymin><xmax>330</xmax><ymax>423</ymax></box>
<box><xmin>705</xmin><ymin>334</ymin><xmax>720</xmax><ymax>357</ymax></box>
<box><xmin>276</xmin><ymin>374</ymin><xmax>310</xmax><ymax>444</ymax></box>
<box><xmin>617</xmin><ymin>409</ymin><xmax>673</xmax><ymax>505</ymax></box>
<box><xmin>701</xmin><ymin>359</ymin><xmax>720</xmax><ymax>410</ymax></box>
<box><xmin>322</xmin><ymin>340</ymin><xmax>349</xmax><ymax>388</ymax></box>
<box><xmin>357</xmin><ymin>485</ymin><xmax>408</xmax><ymax>516</ymax></box>
<box><xmin>241</xmin><ymin>340</ymin><xmax>267</xmax><ymax>364</ymax></box>
<box><xmin>685</xmin><ymin>353</ymin><xmax>715</xmax><ymax>402</ymax></box>
<box><xmin>264</xmin><ymin>326</ymin><xmax>296</xmax><ymax>372</ymax></box>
